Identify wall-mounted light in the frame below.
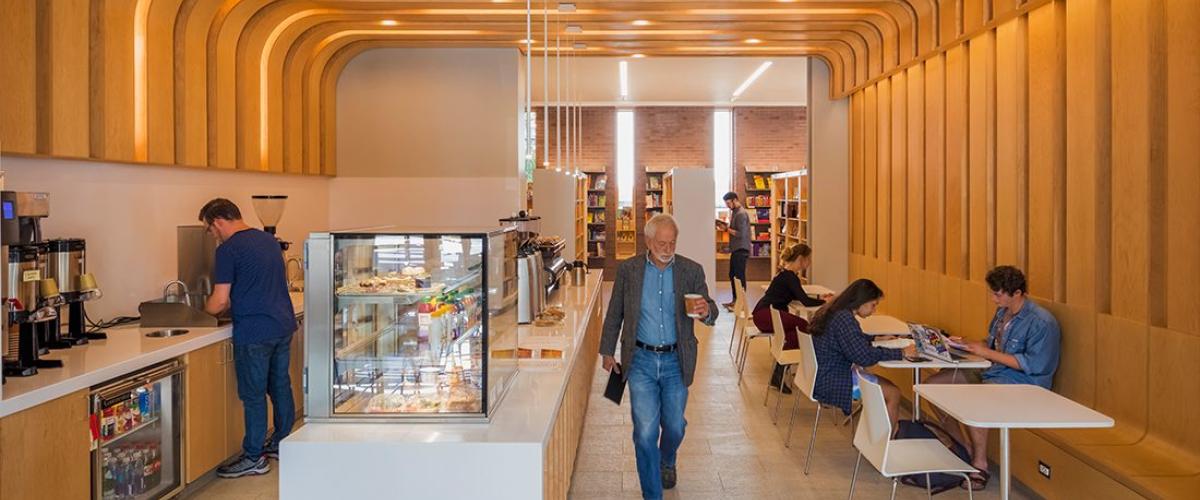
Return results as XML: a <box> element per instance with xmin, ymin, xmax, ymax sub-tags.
<box><xmin>380</xmin><ymin>19</ymin><xmax>399</xmax><ymax>26</ymax></box>
<box><xmin>619</xmin><ymin>60</ymin><xmax>629</xmax><ymax>100</ymax></box>
<box><xmin>731</xmin><ymin>61</ymin><xmax>772</xmax><ymax>101</ymax></box>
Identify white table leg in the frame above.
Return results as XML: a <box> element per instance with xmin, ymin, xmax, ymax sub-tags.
<box><xmin>912</xmin><ymin>368</ymin><xmax>921</xmax><ymax>420</ymax></box>
<box><xmin>1000</xmin><ymin>427</ymin><xmax>1010</xmax><ymax>500</ymax></box>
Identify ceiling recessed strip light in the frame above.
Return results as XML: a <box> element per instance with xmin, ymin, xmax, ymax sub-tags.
<box><xmin>745</xmin><ymin>38</ymin><xmax>762</xmax><ymax>44</ymax></box>
<box><xmin>731</xmin><ymin>61</ymin><xmax>772</xmax><ymax>101</ymax></box>
<box><xmin>380</xmin><ymin>19</ymin><xmax>398</xmax><ymax>26</ymax></box>
<box><xmin>574</xmin><ymin>42</ymin><xmax>587</xmax><ymax>50</ymax></box>
<box><xmin>565</xmin><ymin>24</ymin><xmax>582</xmax><ymax>33</ymax></box>
<box><xmin>557</xmin><ymin>3</ymin><xmax>576</xmax><ymax>13</ymax></box>
<box><xmin>619</xmin><ymin>60</ymin><xmax>629</xmax><ymax>100</ymax></box>
<box><xmin>631</xmin><ymin>53</ymin><xmax>646</xmax><ymax>58</ymax></box>
<box><xmin>632</xmin><ymin>19</ymin><xmax>651</xmax><ymax>26</ymax></box>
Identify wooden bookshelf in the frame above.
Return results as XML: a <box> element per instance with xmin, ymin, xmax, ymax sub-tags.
<box><xmin>644</xmin><ymin>171</ymin><xmax>665</xmax><ymax>222</ymax></box>
<box><xmin>769</xmin><ymin>170</ymin><xmax>811</xmax><ymax>280</ymax></box>
<box><xmin>616</xmin><ymin>207</ymin><xmax>637</xmax><ymax>259</ymax></box>
<box><xmin>574</xmin><ymin>174</ymin><xmax>586</xmax><ymax>262</ymax></box>
<box><xmin>716</xmin><ymin>171</ymin><xmax>778</xmax><ymax>279</ymax></box>
<box><xmin>585</xmin><ymin>172</ymin><xmax>609</xmax><ymax>266</ymax></box>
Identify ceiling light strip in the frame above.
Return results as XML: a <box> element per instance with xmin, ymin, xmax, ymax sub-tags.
<box><xmin>619</xmin><ymin>60</ymin><xmax>629</xmax><ymax>100</ymax></box>
<box><xmin>731</xmin><ymin>61</ymin><xmax>773</xmax><ymax>101</ymax></box>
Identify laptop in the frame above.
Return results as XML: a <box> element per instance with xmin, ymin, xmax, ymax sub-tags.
<box><xmin>907</xmin><ymin>323</ymin><xmax>970</xmax><ymax>363</ymax></box>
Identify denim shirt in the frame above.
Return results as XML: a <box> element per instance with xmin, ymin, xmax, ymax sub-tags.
<box><xmin>982</xmin><ymin>299</ymin><xmax>1061</xmax><ymax>388</ymax></box>
<box><xmin>636</xmin><ymin>255</ymin><xmax>678</xmax><ymax>346</ymax></box>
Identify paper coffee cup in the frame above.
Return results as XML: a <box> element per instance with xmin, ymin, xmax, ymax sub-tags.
<box><xmin>684</xmin><ymin>294</ymin><xmax>703</xmax><ymax>318</ymax></box>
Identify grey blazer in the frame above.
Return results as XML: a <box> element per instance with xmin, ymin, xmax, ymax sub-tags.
<box><xmin>599</xmin><ymin>253</ymin><xmax>719</xmax><ymax>387</ymax></box>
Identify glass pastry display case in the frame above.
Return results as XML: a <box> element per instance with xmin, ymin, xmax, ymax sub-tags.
<box><xmin>304</xmin><ymin>227</ymin><xmax>519</xmax><ymax>422</ymax></box>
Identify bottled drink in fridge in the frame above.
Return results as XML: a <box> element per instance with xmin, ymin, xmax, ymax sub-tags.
<box><xmin>101</xmin><ymin>451</ymin><xmax>116</xmax><ymax>499</ymax></box>
<box><xmin>132</xmin><ymin>450</ymin><xmax>146</xmax><ymax>495</ymax></box>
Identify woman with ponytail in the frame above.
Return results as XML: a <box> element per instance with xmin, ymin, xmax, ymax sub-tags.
<box><xmin>751</xmin><ymin>244</ymin><xmax>830</xmax><ymax>391</ymax></box>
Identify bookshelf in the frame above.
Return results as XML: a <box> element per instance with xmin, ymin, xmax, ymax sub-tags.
<box><xmin>744</xmin><ymin>171</ymin><xmax>776</xmax><ymax>260</ymax></box>
<box><xmin>644</xmin><ymin>171</ymin><xmax>665</xmax><ymax>222</ymax></box>
<box><xmin>616</xmin><ymin>207</ymin><xmax>637</xmax><ymax>259</ymax></box>
<box><xmin>769</xmin><ymin>169</ymin><xmax>811</xmax><ymax>280</ymax></box>
<box><xmin>532</xmin><ymin>169</ymin><xmax>586</xmax><ymax>263</ymax></box>
<box><xmin>585</xmin><ymin>172</ymin><xmax>609</xmax><ymax>266</ymax></box>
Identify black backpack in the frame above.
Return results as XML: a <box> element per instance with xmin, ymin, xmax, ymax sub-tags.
<box><xmin>894</xmin><ymin>420</ymin><xmax>972</xmax><ymax>494</ymax></box>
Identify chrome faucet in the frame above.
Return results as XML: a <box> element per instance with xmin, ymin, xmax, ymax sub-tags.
<box><xmin>285</xmin><ymin>256</ymin><xmax>304</xmax><ymax>292</ymax></box>
<box><xmin>163</xmin><ymin>280</ymin><xmax>192</xmax><ymax>306</ymax></box>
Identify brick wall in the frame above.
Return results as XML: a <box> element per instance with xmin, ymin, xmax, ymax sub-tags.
<box><xmin>734</xmin><ymin>106</ymin><xmax>808</xmax><ymax>174</ymax></box>
<box><xmin>636</xmin><ymin>107</ymin><xmax>714</xmax><ymax>169</ymax></box>
<box><xmin>536</xmin><ymin>107</ymin><xmax>614</xmax><ymax>172</ymax></box>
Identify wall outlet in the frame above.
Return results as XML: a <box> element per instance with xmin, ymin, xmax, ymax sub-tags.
<box><xmin>1038</xmin><ymin>461</ymin><xmax>1052</xmax><ymax>479</ymax></box>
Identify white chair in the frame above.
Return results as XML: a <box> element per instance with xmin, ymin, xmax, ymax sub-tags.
<box><xmin>734</xmin><ymin>281</ymin><xmax>770</xmax><ymax>383</ymax></box>
<box><xmin>728</xmin><ymin>279</ymin><xmax>751</xmax><ymax>359</ymax></box>
<box><xmin>847</xmin><ymin>372</ymin><xmax>977</xmax><ymax>500</ymax></box>
<box><xmin>764</xmin><ymin>308</ymin><xmax>804</xmax><ymax>423</ymax></box>
<box><xmin>784</xmin><ymin>330</ymin><xmax>825</xmax><ymax>474</ymax></box>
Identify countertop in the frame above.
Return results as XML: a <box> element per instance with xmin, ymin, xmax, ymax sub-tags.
<box><xmin>0</xmin><ymin>292</ymin><xmax>304</xmax><ymax>418</ymax></box>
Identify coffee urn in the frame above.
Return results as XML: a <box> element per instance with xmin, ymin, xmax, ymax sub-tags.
<box><xmin>47</xmin><ymin>238</ymin><xmax>103</xmax><ymax>341</ymax></box>
<box><xmin>3</xmin><ymin>244</ymin><xmax>63</xmax><ymax>377</ymax></box>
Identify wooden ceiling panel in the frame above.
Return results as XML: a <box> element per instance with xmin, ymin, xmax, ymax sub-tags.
<box><xmin>1</xmin><ymin>0</ymin><xmax>1045</xmax><ymax>174</ymax></box>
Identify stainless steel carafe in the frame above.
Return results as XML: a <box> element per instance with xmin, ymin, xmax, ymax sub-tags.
<box><xmin>47</xmin><ymin>239</ymin><xmax>84</xmax><ymax>296</ymax></box>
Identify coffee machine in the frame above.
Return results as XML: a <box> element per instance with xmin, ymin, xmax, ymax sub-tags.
<box><xmin>500</xmin><ymin>212</ymin><xmax>546</xmax><ymax>324</ymax></box>
<box><xmin>46</xmin><ymin>238</ymin><xmax>105</xmax><ymax>342</ymax></box>
<box><xmin>2</xmin><ymin>192</ymin><xmax>66</xmax><ymax>377</ymax></box>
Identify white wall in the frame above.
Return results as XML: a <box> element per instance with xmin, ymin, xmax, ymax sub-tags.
<box><xmin>807</xmin><ymin>59</ymin><xmax>851</xmax><ymax>290</ymax></box>
<box><xmin>333</xmin><ymin>48</ymin><xmax>524</xmax><ymax>227</ymax></box>
<box><xmin>0</xmin><ymin>156</ymin><xmax>330</xmax><ymax>319</ymax></box>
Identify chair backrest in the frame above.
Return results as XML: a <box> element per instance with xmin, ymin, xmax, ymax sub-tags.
<box><xmin>734</xmin><ymin>280</ymin><xmax>752</xmax><ymax>319</ymax></box>
<box><xmin>792</xmin><ymin>331</ymin><xmax>819</xmax><ymax>402</ymax></box>
<box><xmin>853</xmin><ymin>370</ymin><xmax>893</xmax><ymax>473</ymax></box>
<box><xmin>769</xmin><ymin>307</ymin><xmax>789</xmax><ymax>357</ymax></box>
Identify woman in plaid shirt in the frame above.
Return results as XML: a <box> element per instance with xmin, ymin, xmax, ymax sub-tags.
<box><xmin>808</xmin><ymin>279</ymin><xmax>916</xmax><ymax>432</ymax></box>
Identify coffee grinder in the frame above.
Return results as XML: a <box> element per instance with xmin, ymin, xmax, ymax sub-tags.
<box><xmin>1</xmin><ymin>192</ymin><xmax>65</xmax><ymax>377</ymax></box>
<box><xmin>251</xmin><ymin>195</ymin><xmax>290</xmax><ymax>252</ymax></box>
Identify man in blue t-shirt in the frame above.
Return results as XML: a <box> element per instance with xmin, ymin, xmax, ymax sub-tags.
<box><xmin>199</xmin><ymin>198</ymin><xmax>296</xmax><ymax>479</ymax></box>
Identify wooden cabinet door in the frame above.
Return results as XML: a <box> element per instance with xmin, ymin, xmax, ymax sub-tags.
<box><xmin>224</xmin><ymin>340</ymin><xmax>246</xmax><ymax>459</ymax></box>
<box><xmin>184</xmin><ymin>341</ymin><xmax>228</xmax><ymax>483</ymax></box>
<box><xmin>0</xmin><ymin>389</ymin><xmax>91</xmax><ymax>499</ymax></box>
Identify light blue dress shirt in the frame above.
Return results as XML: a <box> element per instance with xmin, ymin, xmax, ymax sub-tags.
<box><xmin>982</xmin><ymin>299</ymin><xmax>1061</xmax><ymax>388</ymax></box>
<box><xmin>636</xmin><ymin>255</ymin><xmax>678</xmax><ymax>346</ymax></box>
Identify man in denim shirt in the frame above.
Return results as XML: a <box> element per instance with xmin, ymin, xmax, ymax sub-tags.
<box><xmin>925</xmin><ymin>266</ymin><xmax>1061</xmax><ymax>490</ymax></box>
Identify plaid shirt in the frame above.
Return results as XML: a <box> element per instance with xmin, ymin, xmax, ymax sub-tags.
<box><xmin>812</xmin><ymin>309</ymin><xmax>904</xmax><ymax>414</ymax></box>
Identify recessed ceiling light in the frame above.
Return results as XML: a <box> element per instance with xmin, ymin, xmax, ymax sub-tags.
<box><xmin>565</xmin><ymin>25</ymin><xmax>583</xmax><ymax>33</ymax></box>
<box><xmin>558</xmin><ymin>3</ymin><xmax>576</xmax><ymax>13</ymax></box>
<box><xmin>745</xmin><ymin>38</ymin><xmax>763</xmax><ymax>44</ymax></box>
<box><xmin>518</xmin><ymin>39</ymin><xmax>535</xmax><ymax>44</ymax></box>
<box><xmin>631</xmin><ymin>53</ymin><xmax>646</xmax><ymax>58</ymax></box>
<box><xmin>574</xmin><ymin>42</ymin><xmax>587</xmax><ymax>50</ymax></box>
<box><xmin>380</xmin><ymin>20</ymin><xmax>399</xmax><ymax>26</ymax></box>
<box><xmin>632</xmin><ymin>19</ymin><xmax>651</xmax><ymax>26</ymax></box>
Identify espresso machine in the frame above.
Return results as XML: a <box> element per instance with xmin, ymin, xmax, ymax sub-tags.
<box><xmin>499</xmin><ymin>212</ymin><xmax>546</xmax><ymax>324</ymax></box>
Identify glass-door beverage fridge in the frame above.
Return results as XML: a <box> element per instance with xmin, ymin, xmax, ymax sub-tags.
<box><xmin>89</xmin><ymin>359</ymin><xmax>184</xmax><ymax>500</ymax></box>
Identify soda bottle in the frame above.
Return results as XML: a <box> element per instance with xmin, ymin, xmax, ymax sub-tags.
<box><xmin>101</xmin><ymin>451</ymin><xmax>116</xmax><ymax>499</ymax></box>
<box><xmin>147</xmin><ymin>442</ymin><xmax>162</xmax><ymax>488</ymax></box>
<box><xmin>136</xmin><ymin>386</ymin><xmax>150</xmax><ymax>420</ymax></box>
<box><xmin>132</xmin><ymin>450</ymin><xmax>145</xmax><ymax>495</ymax></box>
<box><xmin>114</xmin><ymin>454</ymin><xmax>129</xmax><ymax>499</ymax></box>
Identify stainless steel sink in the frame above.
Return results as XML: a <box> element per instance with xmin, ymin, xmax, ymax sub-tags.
<box><xmin>138</xmin><ymin>300</ymin><xmax>219</xmax><ymax>328</ymax></box>
<box><xmin>145</xmin><ymin>329</ymin><xmax>190</xmax><ymax>338</ymax></box>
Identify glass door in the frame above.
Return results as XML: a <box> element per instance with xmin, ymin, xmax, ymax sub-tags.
<box><xmin>91</xmin><ymin>360</ymin><xmax>184</xmax><ymax>500</ymax></box>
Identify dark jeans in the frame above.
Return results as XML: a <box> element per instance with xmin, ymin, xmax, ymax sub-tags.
<box><xmin>729</xmin><ymin>249</ymin><xmax>749</xmax><ymax>300</ymax></box>
<box><xmin>628</xmin><ymin>349</ymin><xmax>688</xmax><ymax>500</ymax></box>
<box><xmin>233</xmin><ymin>335</ymin><xmax>296</xmax><ymax>459</ymax></box>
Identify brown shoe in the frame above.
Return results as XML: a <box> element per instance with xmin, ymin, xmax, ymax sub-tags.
<box><xmin>722</xmin><ymin>302</ymin><xmax>735</xmax><ymax>311</ymax></box>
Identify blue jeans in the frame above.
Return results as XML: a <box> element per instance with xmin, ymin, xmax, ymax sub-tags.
<box><xmin>627</xmin><ymin>349</ymin><xmax>688</xmax><ymax>500</ymax></box>
<box><xmin>233</xmin><ymin>335</ymin><xmax>296</xmax><ymax>459</ymax></box>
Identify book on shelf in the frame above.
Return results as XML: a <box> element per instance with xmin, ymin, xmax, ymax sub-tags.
<box><xmin>646</xmin><ymin>175</ymin><xmax>663</xmax><ymax>190</ymax></box>
<box><xmin>752</xmin><ymin>175</ymin><xmax>768</xmax><ymax>190</ymax></box>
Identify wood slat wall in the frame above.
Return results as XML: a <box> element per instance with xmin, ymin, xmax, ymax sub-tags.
<box><xmin>848</xmin><ymin>1</ymin><xmax>1200</xmax><ymax>498</ymax></box>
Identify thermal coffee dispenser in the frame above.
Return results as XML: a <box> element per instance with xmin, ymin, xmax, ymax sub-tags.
<box><xmin>499</xmin><ymin>212</ymin><xmax>546</xmax><ymax>324</ymax></box>
<box><xmin>46</xmin><ymin>238</ymin><xmax>105</xmax><ymax>342</ymax></box>
<box><xmin>2</xmin><ymin>191</ymin><xmax>69</xmax><ymax>377</ymax></box>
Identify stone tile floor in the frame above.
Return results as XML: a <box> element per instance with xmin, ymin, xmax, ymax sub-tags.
<box><xmin>183</xmin><ymin>282</ymin><xmax>1036</xmax><ymax>500</ymax></box>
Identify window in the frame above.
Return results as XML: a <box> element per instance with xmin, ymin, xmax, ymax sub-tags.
<box><xmin>616</xmin><ymin>110</ymin><xmax>635</xmax><ymax>207</ymax></box>
<box><xmin>713</xmin><ymin>109</ymin><xmax>733</xmax><ymax>208</ymax></box>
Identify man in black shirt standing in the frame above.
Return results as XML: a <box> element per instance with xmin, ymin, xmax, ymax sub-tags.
<box><xmin>722</xmin><ymin>192</ymin><xmax>752</xmax><ymax>311</ymax></box>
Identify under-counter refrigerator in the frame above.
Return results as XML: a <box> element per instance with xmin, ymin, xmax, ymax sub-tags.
<box><xmin>89</xmin><ymin>359</ymin><xmax>184</xmax><ymax>500</ymax></box>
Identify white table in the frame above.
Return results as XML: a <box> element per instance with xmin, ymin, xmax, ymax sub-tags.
<box><xmin>857</xmin><ymin>314</ymin><xmax>910</xmax><ymax>336</ymax></box>
<box><xmin>877</xmin><ymin>355</ymin><xmax>991</xmax><ymax>419</ymax></box>
<box><xmin>914</xmin><ymin>384</ymin><xmax>1114</xmax><ymax>500</ymax></box>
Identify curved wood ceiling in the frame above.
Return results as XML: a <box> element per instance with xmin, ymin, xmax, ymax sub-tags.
<box><xmin>0</xmin><ymin>0</ymin><xmax>1042</xmax><ymax>175</ymax></box>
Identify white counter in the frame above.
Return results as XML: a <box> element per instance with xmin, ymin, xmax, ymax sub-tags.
<box><xmin>0</xmin><ymin>293</ymin><xmax>303</xmax><ymax>418</ymax></box>
<box><xmin>280</xmin><ymin>272</ymin><xmax>605</xmax><ymax>500</ymax></box>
